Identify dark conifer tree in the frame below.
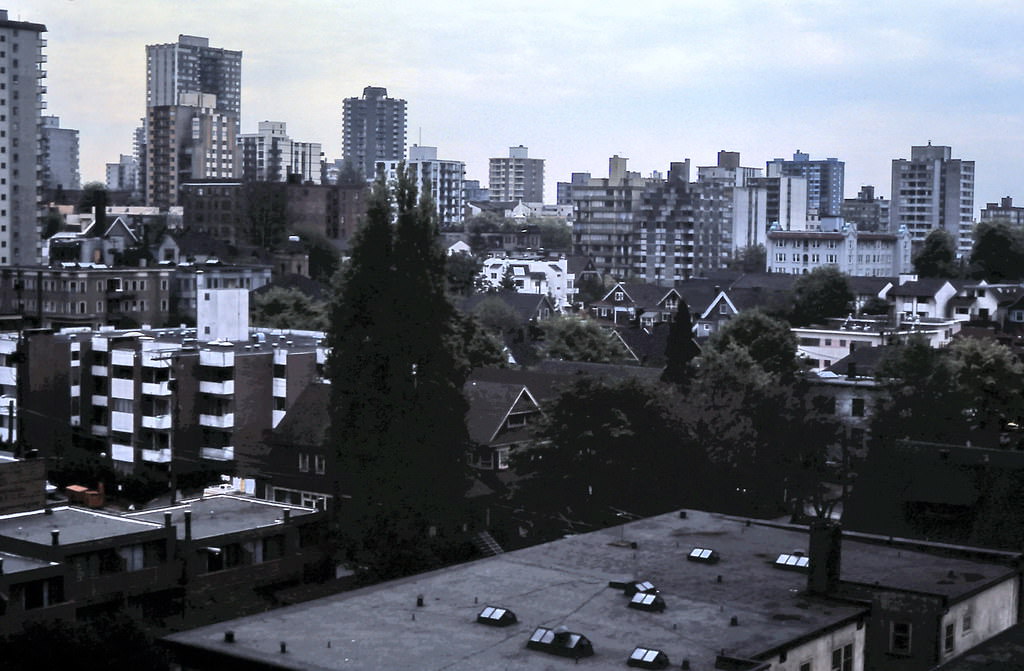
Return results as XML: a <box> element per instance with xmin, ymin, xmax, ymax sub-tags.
<box><xmin>661</xmin><ymin>302</ymin><xmax>700</xmax><ymax>388</ymax></box>
<box><xmin>326</xmin><ymin>167</ymin><xmax>471</xmax><ymax>580</ymax></box>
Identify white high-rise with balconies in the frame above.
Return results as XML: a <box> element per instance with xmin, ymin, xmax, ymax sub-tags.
<box><xmin>0</xmin><ymin>11</ymin><xmax>47</xmax><ymax>266</ymax></box>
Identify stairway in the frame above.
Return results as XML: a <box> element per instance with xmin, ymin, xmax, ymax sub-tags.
<box><xmin>473</xmin><ymin>530</ymin><xmax>504</xmax><ymax>557</ymax></box>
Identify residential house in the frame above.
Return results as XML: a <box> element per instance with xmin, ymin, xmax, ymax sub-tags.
<box><xmin>464</xmin><ymin>379</ymin><xmax>543</xmax><ymax>471</ymax></box>
<box><xmin>590</xmin><ymin>282</ymin><xmax>682</xmax><ymax>325</ymax></box>
<box><xmin>888</xmin><ymin>277</ymin><xmax>959</xmax><ymax>320</ymax></box>
<box><xmin>478</xmin><ymin>256</ymin><xmax>576</xmax><ymax>310</ymax></box>
<box><xmin>794</xmin><ymin>316</ymin><xmax>960</xmax><ymax>372</ymax></box>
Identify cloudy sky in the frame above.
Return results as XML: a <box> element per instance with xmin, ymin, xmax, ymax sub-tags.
<box><xmin>9</xmin><ymin>0</ymin><xmax>1024</xmax><ymax>210</ymax></box>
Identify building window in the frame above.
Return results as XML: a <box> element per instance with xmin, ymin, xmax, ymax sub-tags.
<box><xmin>614</xmin><ymin>291</ymin><xmax>624</xmax><ymax>301</ymax></box>
<box><xmin>314</xmin><ymin>454</ymin><xmax>326</xmax><ymax>475</ymax></box>
<box><xmin>851</xmin><ymin>398</ymin><xmax>865</xmax><ymax>417</ymax></box>
<box><xmin>944</xmin><ymin>622</ymin><xmax>955</xmax><ymax>654</ymax></box>
<box><xmin>889</xmin><ymin>622</ymin><xmax>912</xmax><ymax>655</ymax></box>
<box><xmin>962</xmin><ymin>611</ymin><xmax>973</xmax><ymax>633</ymax></box>
<box><xmin>831</xmin><ymin>643</ymin><xmax>853</xmax><ymax>671</ymax></box>
<box><xmin>298</xmin><ymin>453</ymin><xmax>309</xmax><ymax>473</ymax></box>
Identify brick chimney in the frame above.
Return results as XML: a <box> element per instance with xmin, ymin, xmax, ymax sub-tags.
<box><xmin>808</xmin><ymin>521</ymin><xmax>842</xmax><ymax>595</ymax></box>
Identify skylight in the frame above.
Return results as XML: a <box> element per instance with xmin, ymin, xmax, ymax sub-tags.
<box><xmin>526</xmin><ymin>626</ymin><xmax>594</xmax><ymax>659</ymax></box>
<box><xmin>625</xmin><ymin>580</ymin><xmax>658</xmax><ymax>595</ymax></box>
<box><xmin>628</xmin><ymin>646</ymin><xmax>671</xmax><ymax>669</ymax></box>
<box><xmin>688</xmin><ymin>547</ymin><xmax>719</xmax><ymax>563</ymax></box>
<box><xmin>774</xmin><ymin>553</ymin><xmax>810</xmax><ymax>571</ymax></box>
<box><xmin>476</xmin><ymin>605</ymin><xmax>517</xmax><ymax>627</ymax></box>
<box><xmin>628</xmin><ymin>591</ymin><xmax>667</xmax><ymax>612</ymax></box>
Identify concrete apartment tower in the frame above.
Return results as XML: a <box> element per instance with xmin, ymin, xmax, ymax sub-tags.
<box><xmin>0</xmin><ymin>12</ymin><xmax>46</xmax><ymax>266</ymax></box>
<box><xmin>342</xmin><ymin>86</ymin><xmax>407</xmax><ymax>180</ymax></box>
<box><xmin>489</xmin><ymin>145</ymin><xmax>545</xmax><ymax>203</ymax></box>
<box><xmin>144</xmin><ymin>35</ymin><xmax>242</xmax><ymax>207</ymax></box>
<box><xmin>41</xmin><ymin>116</ymin><xmax>80</xmax><ymax>192</ymax></box>
<box><xmin>890</xmin><ymin>143</ymin><xmax>975</xmax><ymax>256</ymax></box>
<box><xmin>376</xmin><ymin>145</ymin><xmax>465</xmax><ymax>226</ymax></box>
<box><xmin>238</xmin><ymin>121</ymin><xmax>322</xmax><ymax>184</ymax></box>
<box><xmin>766</xmin><ymin>151</ymin><xmax>845</xmax><ymax>217</ymax></box>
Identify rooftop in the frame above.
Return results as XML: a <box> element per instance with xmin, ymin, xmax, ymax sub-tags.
<box><xmin>0</xmin><ymin>549</ymin><xmax>54</xmax><ymax>575</ymax></box>
<box><xmin>0</xmin><ymin>506</ymin><xmax>162</xmax><ymax>547</ymax></box>
<box><xmin>128</xmin><ymin>495</ymin><xmax>318</xmax><ymax>541</ymax></box>
<box><xmin>164</xmin><ymin>509</ymin><xmax>1016</xmax><ymax>670</ymax></box>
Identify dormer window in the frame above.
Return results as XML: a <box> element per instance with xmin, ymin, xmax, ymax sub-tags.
<box><xmin>614</xmin><ymin>291</ymin><xmax>624</xmax><ymax>302</ymax></box>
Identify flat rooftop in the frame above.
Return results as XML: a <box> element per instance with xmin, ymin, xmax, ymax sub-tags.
<box><xmin>0</xmin><ymin>506</ymin><xmax>162</xmax><ymax>546</ymax></box>
<box><xmin>128</xmin><ymin>495</ymin><xmax>318</xmax><ymax>540</ymax></box>
<box><xmin>0</xmin><ymin>549</ymin><xmax>54</xmax><ymax>575</ymax></box>
<box><xmin>166</xmin><ymin>509</ymin><xmax>1014</xmax><ymax>670</ymax></box>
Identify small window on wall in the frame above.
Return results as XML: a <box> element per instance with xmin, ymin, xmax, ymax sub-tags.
<box><xmin>944</xmin><ymin>623</ymin><xmax>955</xmax><ymax>654</ymax></box>
<box><xmin>889</xmin><ymin>622</ymin><xmax>912</xmax><ymax>655</ymax></box>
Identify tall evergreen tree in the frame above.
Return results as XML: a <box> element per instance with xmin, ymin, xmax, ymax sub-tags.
<box><xmin>913</xmin><ymin>228</ymin><xmax>958</xmax><ymax>278</ymax></box>
<box><xmin>661</xmin><ymin>303</ymin><xmax>701</xmax><ymax>387</ymax></box>
<box><xmin>326</xmin><ymin>168</ymin><xmax>471</xmax><ymax>580</ymax></box>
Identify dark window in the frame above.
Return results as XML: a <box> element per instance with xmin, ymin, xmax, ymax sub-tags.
<box><xmin>890</xmin><ymin>622</ymin><xmax>912</xmax><ymax>655</ymax></box>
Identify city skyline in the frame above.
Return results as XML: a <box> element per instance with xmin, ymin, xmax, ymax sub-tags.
<box><xmin>10</xmin><ymin>0</ymin><xmax>1024</xmax><ymax>211</ymax></box>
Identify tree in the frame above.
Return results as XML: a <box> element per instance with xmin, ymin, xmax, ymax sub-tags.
<box><xmin>969</xmin><ymin>219</ymin><xmax>1024</xmax><ymax>282</ymax></box>
<box><xmin>913</xmin><ymin>228</ymin><xmax>958</xmax><ymax>278</ymax></box>
<box><xmin>531</xmin><ymin>217</ymin><xmax>572</xmax><ymax>250</ymax></box>
<box><xmin>303</xmin><ymin>232</ymin><xmax>342</xmax><ymax>283</ymax></box>
<box><xmin>471</xmin><ymin>295</ymin><xmax>523</xmax><ymax>335</ymax></box>
<box><xmin>790</xmin><ymin>266</ymin><xmax>853</xmax><ymax>326</ymax></box>
<box><xmin>77</xmin><ymin>181</ymin><xmax>107</xmax><ymax>214</ymax></box>
<box><xmin>539</xmin><ymin>314</ymin><xmax>628</xmax><ymax>363</ymax></box>
<box><xmin>727</xmin><ymin>244</ymin><xmax>767</xmax><ymax>273</ymax></box>
<box><xmin>445</xmin><ymin>252</ymin><xmax>481</xmax><ymax>297</ymax></box>
<box><xmin>708</xmin><ymin>309</ymin><xmax>798</xmax><ymax>380</ymax></box>
<box><xmin>948</xmin><ymin>337</ymin><xmax>1024</xmax><ymax>441</ymax></box>
<box><xmin>511</xmin><ymin>377</ymin><xmax>703</xmax><ymax>529</ymax></box>
<box><xmin>661</xmin><ymin>303</ymin><xmax>700</xmax><ymax>388</ymax></box>
<box><xmin>498</xmin><ymin>266</ymin><xmax>518</xmax><ymax>292</ymax></box>
<box><xmin>859</xmin><ymin>296</ymin><xmax>891</xmax><ymax>316</ymax></box>
<box><xmin>250</xmin><ymin>286</ymin><xmax>328</xmax><ymax>331</ymax></box>
<box><xmin>327</xmin><ymin>167</ymin><xmax>472</xmax><ymax>580</ymax></box>
<box><xmin>575</xmin><ymin>272</ymin><xmax>607</xmax><ymax>306</ymax></box>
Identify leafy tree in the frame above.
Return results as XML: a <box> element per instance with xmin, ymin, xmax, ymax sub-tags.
<box><xmin>498</xmin><ymin>266</ymin><xmax>518</xmax><ymax>292</ymax></box>
<box><xmin>948</xmin><ymin>337</ymin><xmax>1024</xmax><ymax>440</ymax></box>
<box><xmin>303</xmin><ymin>232</ymin><xmax>342</xmax><ymax>283</ymax></box>
<box><xmin>969</xmin><ymin>219</ymin><xmax>1024</xmax><ymax>281</ymax></box>
<box><xmin>42</xmin><ymin>209</ymin><xmax>64</xmax><ymax>239</ymax></box>
<box><xmin>511</xmin><ymin>377</ymin><xmax>703</xmax><ymax>528</ymax></box>
<box><xmin>77</xmin><ymin>181</ymin><xmax>108</xmax><ymax>214</ymax></box>
<box><xmin>445</xmin><ymin>252</ymin><xmax>481</xmax><ymax>297</ymax></box>
<box><xmin>575</xmin><ymin>272</ymin><xmax>607</xmax><ymax>306</ymax></box>
<box><xmin>327</xmin><ymin>166</ymin><xmax>472</xmax><ymax>580</ymax></box>
<box><xmin>250</xmin><ymin>286</ymin><xmax>328</xmax><ymax>331</ymax></box>
<box><xmin>539</xmin><ymin>314</ymin><xmax>628</xmax><ymax>363</ymax></box>
<box><xmin>790</xmin><ymin>266</ymin><xmax>853</xmax><ymax>326</ymax></box>
<box><xmin>913</xmin><ymin>228</ymin><xmax>959</xmax><ymax>278</ymax></box>
<box><xmin>661</xmin><ymin>303</ymin><xmax>700</xmax><ymax>388</ymax></box>
<box><xmin>471</xmin><ymin>295</ymin><xmax>523</xmax><ymax>335</ymax></box>
<box><xmin>245</xmin><ymin>181</ymin><xmax>288</xmax><ymax>249</ymax></box>
<box><xmin>860</xmin><ymin>296</ymin><xmax>891</xmax><ymax>316</ymax></box>
<box><xmin>708</xmin><ymin>309</ymin><xmax>798</xmax><ymax>380</ymax></box>
<box><xmin>728</xmin><ymin>244</ymin><xmax>767</xmax><ymax>273</ymax></box>
<box><xmin>531</xmin><ymin>217</ymin><xmax>572</xmax><ymax>250</ymax></box>
<box><xmin>449</xmin><ymin>311</ymin><xmax>505</xmax><ymax>369</ymax></box>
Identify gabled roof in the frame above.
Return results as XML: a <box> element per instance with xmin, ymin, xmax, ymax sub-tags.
<box><xmin>80</xmin><ymin>215</ymin><xmax>140</xmax><ymax>242</ymax></box>
<box><xmin>823</xmin><ymin>345</ymin><xmax>894</xmax><ymax>378</ymax></box>
<box><xmin>845</xmin><ymin>276</ymin><xmax>894</xmax><ymax>296</ymax></box>
<box><xmin>596</xmin><ymin>282</ymin><xmax>680</xmax><ymax>308</ymax></box>
<box><xmin>890</xmin><ymin>278</ymin><xmax>955</xmax><ymax>296</ymax></box>
<box><xmin>614</xmin><ymin>324</ymin><xmax>671</xmax><ymax>367</ymax></box>
<box><xmin>463</xmin><ymin>380</ymin><xmax>541</xmax><ymax>445</ymax></box>
<box><xmin>564</xmin><ymin>254</ymin><xmax>598</xmax><ymax>275</ymax></box>
<box><xmin>161</xmin><ymin>229</ymin><xmax>235</xmax><ymax>259</ymax></box>
<box><xmin>728</xmin><ymin>273</ymin><xmax>799</xmax><ymax>292</ymax></box>
<box><xmin>461</xmin><ymin>292</ymin><xmax>556</xmax><ymax>323</ymax></box>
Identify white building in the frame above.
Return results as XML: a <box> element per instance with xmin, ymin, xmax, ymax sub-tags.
<box><xmin>238</xmin><ymin>121</ymin><xmax>322</xmax><ymax>184</ymax></box>
<box><xmin>767</xmin><ymin>222</ymin><xmax>912</xmax><ymax>277</ymax></box>
<box><xmin>479</xmin><ymin>256</ymin><xmax>576</xmax><ymax>309</ymax></box>
<box><xmin>376</xmin><ymin>145</ymin><xmax>465</xmax><ymax>226</ymax></box>
<box><xmin>794</xmin><ymin>315</ymin><xmax>961</xmax><ymax>371</ymax></box>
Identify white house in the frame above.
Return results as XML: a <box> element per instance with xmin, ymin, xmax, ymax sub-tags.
<box><xmin>479</xmin><ymin>256</ymin><xmax>576</xmax><ymax>310</ymax></box>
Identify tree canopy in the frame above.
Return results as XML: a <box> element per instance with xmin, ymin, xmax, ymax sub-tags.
<box><xmin>661</xmin><ymin>303</ymin><xmax>700</xmax><ymax>388</ymax></box>
<box><xmin>913</xmin><ymin>228</ymin><xmax>959</xmax><ymax>278</ymax></box>
<box><xmin>790</xmin><ymin>266</ymin><xmax>853</xmax><ymax>326</ymax></box>
<box><xmin>539</xmin><ymin>314</ymin><xmax>628</xmax><ymax>363</ymax></box>
<box><xmin>708</xmin><ymin>309</ymin><xmax>798</xmax><ymax>380</ymax></box>
<box><xmin>250</xmin><ymin>286</ymin><xmax>328</xmax><ymax>331</ymax></box>
<box><xmin>326</xmin><ymin>167</ymin><xmax>473</xmax><ymax>580</ymax></box>
<box><xmin>969</xmin><ymin>219</ymin><xmax>1024</xmax><ymax>282</ymax></box>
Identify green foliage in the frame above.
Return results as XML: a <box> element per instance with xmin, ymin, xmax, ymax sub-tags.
<box><xmin>3</xmin><ymin>612</ymin><xmax>170</xmax><ymax>671</ymax></box>
<box><xmin>77</xmin><ymin>181</ymin><xmax>107</xmax><ymax>214</ymax></box>
<box><xmin>250</xmin><ymin>286</ymin><xmax>328</xmax><ymax>331</ymax></box>
<box><xmin>790</xmin><ymin>266</ymin><xmax>853</xmax><ymax>326</ymax></box>
<box><xmin>327</xmin><ymin>166</ymin><xmax>472</xmax><ymax>579</ymax></box>
<box><xmin>661</xmin><ymin>303</ymin><xmax>700</xmax><ymax>387</ymax></box>
<box><xmin>42</xmin><ymin>209</ymin><xmax>64</xmax><ymax>239</ymax></box>
<box><xmin>727</xmin><ymin>244</ymin><xmax>767</xmax><ymax>273</ymax></box>
<box><xmin>303</xmin><ymin>232</ymin><xmax>342</xmax><ymax>283</ymax></box>
<box><xmin>913</xmin><ymin>228</ymin><xmax>959</xmax><ymax>278</ymax></box>
<box><xmin>860</xmin><ymin>296</ymin><xmax>891</xmax><ymax>316</ymax></box>
<box><xmin>445</xmin><ymin>252</ymin><xmax>481</xmax><ymax>296</ymax></box>
<box><xmin>449</xmin><ymin>311</ymin><xmax>506</xmax><ymax>369</ymax></box>
<box><xmin>498</xmin><ymin>265</ymin><xmax>518</xmax><ymax>291</ymax></box>
<box><xmin>511</xmin><ymin>377</ymin><xmax>704</xmax><ymax>525</ymax></box>
<box><xmin>969</xmin><ymin>219</ymin><xmax>1024</xmax><ymax>281</ymax></box>
<box><xmin>472</xmin><ymin>295</ymin><xmax>522</xmax><ymax>335</ymax></box>
<box><xmin>708</xmin><ymin>309</ymin><xmax>798</xmax><ymax>380</ymax></box>
<box><xmin>532</xmin><ymin>217</ymin><xmax>572</xmax><ymax>250</ymax></box>
<box><xmin>539</xmin><ymin>314</ymin><xmax>628</xmax><ymax>363</ymax></box>
<box><xmin>873</xmin><ymin>337</ymin><xmax>1024</xmax><ymax>447</ymax></box>
<box><xmin>575</xmin><ymin>272</ymin><xmax>607</xmax><ymax>306</ymax></box>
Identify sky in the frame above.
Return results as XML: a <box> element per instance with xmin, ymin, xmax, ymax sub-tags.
<box><xmin>8</xmin><ymin>0</ymin><xmax>1024</xmax><ymax>211</ymax></box>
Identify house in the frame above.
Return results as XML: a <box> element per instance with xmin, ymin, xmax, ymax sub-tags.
<box><xmin>794</xmin><ymin>316</ymin><xmax>961</xmax><ymax>371</ymax></box>
<box><xmin>162</xmin><ymin>508</ymin><xmax>1022</xmax><ymax>671</ymax></box>
<box><xmin>461</xmin><ymin>292</ymin><xmax>557</xmax><ymax>325</ymax></box>
<box><xmin>590</xmin><ymin>282</ymin><xmax>682</xmax><ymax>325</ymax></box>
<box><xmin>809</xmin><ymin>347</ymin><xmax>893</xmax><ymax>456</ymax></box>
<box><xmin>446</xmin><ymin>240</ymin><xmax>472</xmax><ymax>256</ymax></box>
<box><xmin>464</xmin><ymin>379</ymin><xmax>544</xmax><ymax>471</ymax></box>
<box><xmin>478</xmin><ymin>256</ymin><xmax>576</xmax><ymax>310</ymax></box>
<box><xmin>888</xmin><ymin>276</ymin><xmax>959</xmax><ymax>320</ymax></box>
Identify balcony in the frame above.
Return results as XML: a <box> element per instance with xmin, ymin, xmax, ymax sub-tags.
<box><xmin>201</xmin><ymin>446</ymin><xmax>235</xmax><ymax>461</ymax></box>
<box><xmin>91</xmin><ymin>424</ymin><xmax>108</xmax><ymax>437</ymax></box>
<box><xmin>91</xmin><ymin>395</ymin><xmax>107</xmax><ymax>407</ymax></box>
<box><xmin>141</xmin><ymin>380</ymin><xmax>172</xmax><ymax>396</ymax></box>
<box><xmin>111</xmin><ymin>442</ymin><xmax>134</xmax><ymax>463</ymax></box>
<box><xmin>272</xmin><ymin>409</ymin><xmax>285</xmax><ymax>429</ymax></box>
<box><xmin>272</xmin><ymin>378</ymin><xmax>286</xmax><ymax>397</ymax></box>
<box><xmin>199</xmin><ymin>412</ymin><xmax>234</xmax><ymax>429</ymax></box>
<box><xmin>111</xmin><ymin>411</ymin><xmax>134</xmax><ymax>433</ymax></box>
<box><xmin>111</xmin><ymin>378</ymin><xmax>134</xmax><ymax>400</ymax></box>
<box><xmin>141</xmin><ymin>414</ymin><xmax>172</xmax><ymax>430</ymax></box>
<box><xmin>111</xmin><ymin>350</ymin><xmax>135</xmax><ymax>367</ymax></box>
<box><xmin>141</xmin><ymin>448</ymin><xmax>172</xmax><ymax>464</ymax></box>
<box><xmin>199</xmin><ymin>350</ymin><xmax>234</xmax><ymax>367</ymax></box>
<box><xmin>199</xmin><ymin>379</ymin><xmax>234</xmax><ymax>395</ymax></box>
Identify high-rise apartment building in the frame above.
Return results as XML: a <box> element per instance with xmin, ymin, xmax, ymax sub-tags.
<box><xmin>106</xmin><ymin>154</ymin><xmax>141</xmax><ymax>196</ymax></box>
<box><xmin>40</xmin><ymin>116</ymin><xmax>80</xmax><ymax>192</ymax></box>
<box><xmin>489</xmin><ymin>145</ymin><xmax>544</xmax><ymax>203</ymax></box>
<box><xmin>146</xmin><ymin>34</ymin><xmax>241</xmax><ymax>117</ymax></box>
<box><xmin>342</xmin><ymin>86</ymin><xmax>406</xmax><ymax>179</ymax></box>
<box><xmin>145</xmin><ymin>35</ymin><xmax>241</xmax><ymax>207</ymax></box>
<box><xmin>146</xmin><ymin>93</ymin><xmax>240</xmax><ymax>209</ymax></box>
<box><xmin>377</xmin><ymin>145</ymin><xmax>465</xmax><ymax>226</ymax></box>
<box><xmin>766</xmin><ymin>151</ymin><xmax>844</xmax><ymax>216</ymax></box>
<box><xmin>238</xmin><ymin>121</ymin><xmax>322</xmax><ymax>184</ymax></box>
<box><xmin>890</xmin><ymin>143</ymin><xmax>975</xmax><ymax>256</ymax></box>
<box><xmin>841</xmin><ymin>185</ymin><xmax>890</xmax><ymax>232</ymax></box>
<box><xmin>980</xmin><ymin>196</ymin><xmax>1024</xmax><ymax>227</ymax></box>
<box><xmin>0</xmin><ymin>12</ymin><xmax>46</xmax><ymax>267</ymax></box>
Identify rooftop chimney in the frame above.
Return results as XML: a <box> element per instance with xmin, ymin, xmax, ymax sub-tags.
<box><xmin>164</xmin><ymin>512</ymin><xmax>172</xmax><ymax>527</ymax></box>
<box><xmin>184</xmin><ymin>511</ymin><xmax>192</xmax><ymax>541</ymax></box>
<box><xmin>808</xmin><ymin>521</ymin><xmax>842</xmax><ymax>595</ymax></box>
<box><xmin>51</xmin><ymin>529</ymin><xmax>60</xmax><ymax>546</ymax></box>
